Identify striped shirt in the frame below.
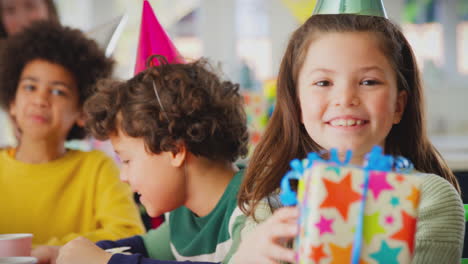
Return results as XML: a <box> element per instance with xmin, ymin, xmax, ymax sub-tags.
<box><xmin>142</xmin><ymin>169</ymin><xmax>246</xmax><ymax>263</ymax></box>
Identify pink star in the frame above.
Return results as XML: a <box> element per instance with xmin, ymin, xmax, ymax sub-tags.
<box><xmin>315</xmin><ymin>215</ymin><xmax>334</xmax><ymax>236</ymax></box>
<box><xmin>366</xmin><ymin>171</ymin><xmax>394</xmax><ymax>200</ymax></box>
<box><xmin>385</xmin><ymin>215</ymin><xmax>394</xmax><ymax>225</ymax></box>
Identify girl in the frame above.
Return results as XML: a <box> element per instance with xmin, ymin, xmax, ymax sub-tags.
<box><xmin>233</xmin><ymin>14</ymin><xmax>464</xmax><ymax>264</ymax></box>
<box><xmin>54</xmin><ymin>56</ymin><xmax>250</xmax><ymax>264</ymax></box>
<box><xmin>0</xmin><ymin>0</ymin><xmax>59</xmax><ymax>38</ymax></box>
<box><xmin>0</xmin><ymin>0</ymin><xmax>60</xmax><ymax>147</ymax></box>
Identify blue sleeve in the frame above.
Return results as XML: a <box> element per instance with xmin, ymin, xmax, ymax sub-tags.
<box><xmin>108</xmin><ymin>254</ymin><xmax>221</xmax><ymax>264</ymax></box>
<box><xmin>96</xmin><ymin>235</ymin><xmax>149</xmax><ymax>257</ymax></box>
<box><xmin>98</xmin><ymin>237</ymin><xmax>220</xmax><ymax>264</ymax></box>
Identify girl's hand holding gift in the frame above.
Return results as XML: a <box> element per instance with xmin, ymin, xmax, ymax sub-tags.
<box><xmin>56</xmin><ymin>237</ymin><xmax>112</xmax><ymax>264</ymax></box>
<box><xmin>233</xmin><ymin>206</ymin><xmax>299</xmax><ymax>264</ymax></box>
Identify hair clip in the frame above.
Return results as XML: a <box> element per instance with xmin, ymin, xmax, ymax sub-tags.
<box><xmin>152</xmin><ymin>81</ymin><xmax>170</xmax><ymax>122</ymax></box>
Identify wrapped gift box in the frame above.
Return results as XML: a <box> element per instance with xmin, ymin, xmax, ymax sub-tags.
<box><xmin>281</xmin><ymin>147</ymin><xmax>423</xmax><ymax>264</ymax></box>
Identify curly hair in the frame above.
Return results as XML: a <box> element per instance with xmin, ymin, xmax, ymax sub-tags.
<box><xmin>0</xmin><ymin>21</ymin><xmax>114</xmax><ymax>140</ymax></box>
<box><xmin>85</xmin><ymin>56</ymin><xmax>249</xmax><ymax>162</ymax></box>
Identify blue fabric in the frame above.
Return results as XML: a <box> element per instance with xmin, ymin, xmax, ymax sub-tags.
<box><xmin>97</xmin><ymin>235</ymin><xmax>149</xmax><ymax>257</ymax></box>
<box><xmin>97</xmin><ymin>236</ymin><xmax>220</xmax><ymax>264</ymax></box>
<box><xmin>108</xmin><ymin>253</ymin><xmax>220</xmax><ymax>264</ymax></box>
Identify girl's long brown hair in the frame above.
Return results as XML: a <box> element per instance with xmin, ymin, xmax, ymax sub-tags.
<box><xmin>239</xmin><ymin>14</ymin><xmax>460</xmax><ymax>218</ymax></box>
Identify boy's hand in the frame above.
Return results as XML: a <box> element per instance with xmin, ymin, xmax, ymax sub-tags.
<box><xmin>32</xmin><ymin>245</ymin><xmax>61</xmax><ymax>264</ymax></box>
<box><xmin>56</xmin><ymin>237</ymin><xmax>112</xmax><ymax>264</ymax></box>
<box><xmin>232</xmin><ymin>206</ymin><xmax>299</xmax><ymax>264</ymax></box>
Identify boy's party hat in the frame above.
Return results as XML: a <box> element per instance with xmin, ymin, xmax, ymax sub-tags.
<box><xmin>134</xmin><ymin>0</ymin><xmax>184</xmax><ymax>75</ymax></box>
<box><xmin>86</xmin><ymin>14</ymin><xmax>128</xmax><ymax>57</ymax></box>
<box><xmin>312</xmin><ymin>0</ymin><xmax>387</xmax><ymax>18</ymax></box>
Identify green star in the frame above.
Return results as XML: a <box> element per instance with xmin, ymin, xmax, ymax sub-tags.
<box><xmin>363</xmin><ymin>211</ymin><xmax>386</xmax><ymax>244</ymax></box>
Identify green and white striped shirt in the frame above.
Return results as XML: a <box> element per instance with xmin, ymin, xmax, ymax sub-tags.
<box><xmin>141</xmin><ymin>170</ymin><xmax>246</xmax><ymax>263</ymax></box>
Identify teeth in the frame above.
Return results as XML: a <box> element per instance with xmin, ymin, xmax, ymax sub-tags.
<box><xmin>330</xmin><ymin>119</ymin><xmax>364</xmax><ymax>127</ymax></box>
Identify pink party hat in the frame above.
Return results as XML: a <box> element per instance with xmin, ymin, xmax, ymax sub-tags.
<box><xmin>134</xmin><ymin>0</ymin><xmax>184</xmax><ymax>75</ymax></box>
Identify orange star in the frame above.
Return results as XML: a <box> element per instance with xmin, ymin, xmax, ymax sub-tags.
<box><xmin>328</xmin><ymin>243</ymin><xmax>368</xmax><ymax>264</ymax></box>
<box><xmin>320</xmin><ymin>172</ymin><xmax>361</xmax><ymax>220</ymax></box>
<box><xmin>395</xmin><ymin>174</ymin><xmax>405</xmax><ymax>183</ymax></box>
<box><xmin>406</xmin><ymin>186</ymin><xmax>420</xmax><ymax>209</ymax></box>
<box><xmin>390</xmin><ymin>210</ymin><xmax>417</xmax><ymax>253</ymax></box>
<box><xmin>309</xmin><ymin>244</ymin><xmax>327</xmax><ymax>263</ymax></box>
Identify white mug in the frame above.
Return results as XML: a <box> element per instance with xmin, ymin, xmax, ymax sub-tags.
<box><xmin>0</xmin><ymin>257</ymin><xmax>37</xmax><ymax>264</ymax></box>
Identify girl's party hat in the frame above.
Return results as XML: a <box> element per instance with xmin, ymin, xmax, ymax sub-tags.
<box><xmin>312</xmin><ymin>0</ymin><xmax>387</xmax><ymax>18</ymax></box>
<box><xmin>134</xmin><ymin>0</ymin><xmax>184</xmax><ymax>75</ymax></box>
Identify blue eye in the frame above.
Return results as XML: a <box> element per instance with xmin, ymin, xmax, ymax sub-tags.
<box><xmin>24</xmin><ymin>84</ymin><xmax>35</xmax><ymax>91</ymax></box>
<box><xmin>315</xmin><ymin>80</ymin><xmax>331</xmax><ymax>87</ymax></box>
<box><xmin>51</xmin><ymin>89</ymin><xmax>66</xmax><ymax>96</ymax></box>
<box><xmin>360</xmin><ymin>79</ymin><xmax>381</xmax><ymax>86</ymax></box>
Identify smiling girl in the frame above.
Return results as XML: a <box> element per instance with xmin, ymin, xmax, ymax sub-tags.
<box><xmin>233</xmin><ymin>14</ymin><xmax>464</xmax><ymax>264</ymax></box>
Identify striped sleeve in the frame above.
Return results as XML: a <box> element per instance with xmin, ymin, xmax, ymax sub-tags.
<box><xmin>224</xmin><ymin>200</ymin><xmax>274</xmax><ymax>264</ymax></box>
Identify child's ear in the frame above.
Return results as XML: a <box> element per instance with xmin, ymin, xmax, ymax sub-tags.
<box><xmin>393</xmin><ymin>90</ymin><xmax>408</xmax><ymax>124</ymax></box>
<box><xmin>75</xmin><ymin>111</ymin><xmax>86</xmax><ymax>127</ymax></box>
<box><xmin>170</xmin><ymin>143</ymin><xmax>187</xmax><ymax>168</ymax></box>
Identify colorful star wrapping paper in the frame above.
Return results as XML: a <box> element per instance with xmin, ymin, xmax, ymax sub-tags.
<box><xmin>293</xmin><ymin>158</ymin><xmax>423</xmax><ymax>263</ymax></box>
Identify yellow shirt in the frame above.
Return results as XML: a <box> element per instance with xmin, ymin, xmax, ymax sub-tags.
<box><xmin>0</xmin><ymin>148</ymin><xmax>145</xmax><ymax>246</ymax></box>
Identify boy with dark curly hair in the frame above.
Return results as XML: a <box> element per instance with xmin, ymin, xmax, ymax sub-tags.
<box><xmin>0</xmin><ymin>21</ymin><xmax>145</xmax><ymax>256</ymax></box>
<box><xmin>54</xmin><ymin>55</ymin><xmax>250</xmax><ymax>264</ymax></box>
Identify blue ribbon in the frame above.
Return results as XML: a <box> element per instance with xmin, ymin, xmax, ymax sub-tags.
<box><xmin>329</xmin><ymin>148</ymin><xmax>352</xmax><ymax>166</ymax></box>
<box><xmin>352</xmin><ymin>146</ymin><xmax>390</xmax><ymax>263</ymax></box>
<box><xmin>280</xmin><ymin>149</ymin><xmax>355</xmax><ymax>206</ymax></box>
<box><xmin>280</xmin><ymin>152</ymin><xmax>327</xmax><ymax>206</ymax></box>
<box><xmin>279</xmin><ymin>170</ymin><xmax>302</xmax><ymax>206</ymax></box>
<box><xmin>351</xmin><ymin>168</ymin><xmax>370</xmax><ymax>264</ymax></box>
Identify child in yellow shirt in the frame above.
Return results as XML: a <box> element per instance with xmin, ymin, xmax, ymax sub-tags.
<box><xmin>0</xmin><ymin>21</ymin><xmax>144</xmax><ymax>256</ymax></box>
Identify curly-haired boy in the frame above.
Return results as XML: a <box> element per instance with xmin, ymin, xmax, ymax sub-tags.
<box><xmin>0</xmin><ymin>21</ymin><xmax>145</xmax><ymax>256</ymax></box>
<box><xmin>55</xmin><ymin>56</ymin><xmax>250</xmax><ymax>264</ymax></box>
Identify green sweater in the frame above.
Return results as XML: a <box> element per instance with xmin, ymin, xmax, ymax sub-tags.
<box><xmin>412</xmin><ymin>173</ymin><xmax>465</xmax><ymax>263</ymax></box>
<box><xmin>141</xmin><ymin>170</ymin><xmax>246</xmax><ymax>263</ymax></box>
<box><xmin>233</xmin><ymin>173</ymin><xmax>464</xmax><ymax>264</ymax></box>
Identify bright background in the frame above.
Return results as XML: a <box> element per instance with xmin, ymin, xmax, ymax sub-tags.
<box><xmin>1</xmin><ymin>0</ymin><xmax>467</xmax><ymax>170</ymax></box>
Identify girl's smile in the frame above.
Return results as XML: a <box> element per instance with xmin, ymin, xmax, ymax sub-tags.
<box><xmin>325</xmin><ymin>116</ymin><xmax>369</xmax><ymax>129</ymax></box>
